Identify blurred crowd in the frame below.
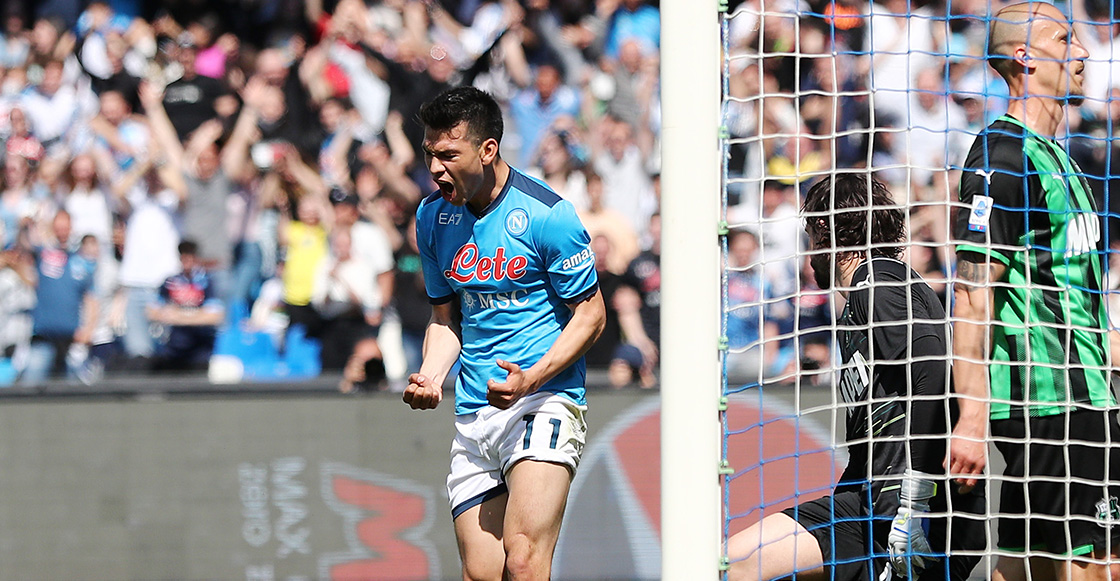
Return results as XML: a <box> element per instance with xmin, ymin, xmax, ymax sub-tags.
<box><xmin>8</xmin><ymin>0</ymin><xmax>1120</xmax><ymax>391</ymax></box>
<box><xmin>0</xmin><ymin>0</ymin><xmax>667</xmax><ymax>390</ymax></box>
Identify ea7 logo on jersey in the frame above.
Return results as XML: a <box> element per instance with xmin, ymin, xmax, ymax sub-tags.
<box><xmin>445</xmin><ymin>243</ymin><xmax>529</xmax><ymax>283</ymax></box>
<box><xmin>561</xmin><ymin>247</ymin><xmax>594</xmax><ymax>270</ymax></box>
<box><xmin>438</xmin><ymin>212</ymin><xmax>463</xmax><ymax>226</ymax></box>
<box><xmin>1065</xmin><ymin>212</ymin><xmax>1100</xmax><ymax>258</ymax></box>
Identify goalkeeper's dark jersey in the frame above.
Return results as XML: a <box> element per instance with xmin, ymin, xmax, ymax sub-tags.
<box><xmin>954</xmin><ymin>115</ymin><xmax>1114</xmax><ymax>420</ymax></box>
<box><xmin>835</xmin><ymin>258</ymin><xmax>952</xmax><ymax>517</ymax></box>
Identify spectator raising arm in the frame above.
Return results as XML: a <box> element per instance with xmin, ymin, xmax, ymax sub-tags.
<box><xmin>182</xmin><ymin>119</ymin><xmax>224</xmax><ymax>176</ymax></box>
<box><xmin>223</xmin><ymin>78</ymin><xmax>267</xmax><ymax>184</ymax></box>
<box><xmin>361</xmin><ymin>141</ymin><xmax>421</xmax><ymax>205</ymax></box>
<box><xmin>109</xmin><ymin>155</ymin><xmax>152</xmax><ymax>210</ymax></box>
<box><xmin>139</xmin><ymin>81</ymin><xmax>183</xmax><ymax>168</ymax></box>
<box><xmin>75</xmin><ymin>285</ymin><xmax>101</xmax><ymax>348</ymax></box>
<box><xmin>274</xmin><ymin>145</ymin><xmax>327</xmax><ymax>202</ymax></box>
<box><xmin>146</xmin><ymin>301</ymin><xmax>224</xmax><ymax>327</ymax></box>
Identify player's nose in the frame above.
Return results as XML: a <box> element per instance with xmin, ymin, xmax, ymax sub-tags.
<box><xmin>427</xmin><ymin>155</ymin><xmax>445</xmax><ymax>176</ymax></box>
<box><xmin>1072</xmin><ymin>37</ymin><xmax>1090</xmax><ymax>60</ymax></box>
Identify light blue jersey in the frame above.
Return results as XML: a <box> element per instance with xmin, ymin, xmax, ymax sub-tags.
<box><xmin>417</xmin><ymin>168</ymin><xmax>599</xmax><ymax>415</ymax></box>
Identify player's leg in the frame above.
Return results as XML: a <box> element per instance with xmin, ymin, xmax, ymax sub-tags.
<box><xmin>495</xmin><ymin>393</ymin><xmax>588</xmax><ymax>580</ymax></box>
<box><xmin>1029</xmin><ymin>410</ymin><xmax>1120</xmax><ymax>581</ymax></box>
<box><xmin>1055</xmin><ymin>408</ymin><xmax>1120</xmax><ymax>581</ymax></box>
<box><xmin>501</xmin><ymin>459</ymin><xmax>572</xmax><ymax>580</ymax></box>
<box><xmin>1049</xmin><ymin>552</ymin><xmax>1120</xmax><ymax>581</ymax></box>
<box><xmin>453</xmin><ymin>493</ymin><xmax>508</xmax><ymax>581</ymax></box>
<box><xmin>447</xmin><ymin>413</ymin><xmax>509</xmax><ymax>581</ymax></box>
<box><xmin>991</xmin><ymin>420</ymin><xmax>1033</xmax><ymax>581</ymax></box>
<box><xmin>939</xmin><ymin>484</ymin><xmax>987</xmax><ymax>581</ymax></box>
<box><xmin>986</xmin><ymin>409</ymin><xmax>1120</xmax><ymax>581</ymax></box>
<box><xmin>726</xmin><ymin>512</ymin><xmax>825</xmax><ymax>581</ymax></box>
<box><xmin>729</xmin><ymin>491</ymin><xmax>873</xmax><ymax>581</ymax></box>
<box><xmin>991</xmin><ymin>556</ymin><xmax>1032</xmax><ymax>581</ymax></box>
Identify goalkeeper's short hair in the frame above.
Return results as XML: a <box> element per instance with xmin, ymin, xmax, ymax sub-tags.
<box><xmin>802</xmin><ymin>174</ymin><xmax>906</xmax><ymax>259</ymax></box>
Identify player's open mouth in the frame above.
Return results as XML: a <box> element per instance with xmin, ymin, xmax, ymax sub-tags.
<box><xmin>438</xmin><ymin>182</ymin><xmax>455</xmax><ymax>200</ymax></box>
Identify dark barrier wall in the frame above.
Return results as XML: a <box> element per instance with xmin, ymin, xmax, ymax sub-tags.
<box><xmin>0</xmin><ymin>388</ymin><xmax>838</xmax><ymax>581</ymax></box>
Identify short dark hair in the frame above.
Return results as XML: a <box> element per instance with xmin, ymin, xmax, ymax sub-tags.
<box><xmin>178</xmin><ymin>240</ymin><xmax>199</xmax><ymax>256</ymax></box>
<box><xmin>322</xmin><ymin>95</ymin><xmax>353</xmax><ymax>111</ymax></box>
<box><xmin>762</xmin><ymin>179</ymin><xmax>789</xmax><ymax>192</ymax></box>
<box><xmin>418</xmin><ymin>86</ymin><xmax>503</xmax><ymax>146</ymax></box>
<box><xmin>802</xmin><ymin>174</ymin><xmax>905</xmax><ymax>259</ymax></box>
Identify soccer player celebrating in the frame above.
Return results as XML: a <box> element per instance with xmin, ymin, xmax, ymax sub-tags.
<box><xmin>727</xmin><ymin>174</ymin><xmax>983</xmax><ymax>581</ymax></box>
<box><xmin>403</xmin><ymin>86</ymin><xmax>605</xmax><ymax>580</ymax></box>
<box><xmin>948</xmin><ymin>3</ymin><xmax>1120</xmax><ymax>579</ymax></box>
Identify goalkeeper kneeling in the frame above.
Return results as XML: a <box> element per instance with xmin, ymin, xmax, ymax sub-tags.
<box><xmin>726</xmin><ymin>175</ymin><xmax>985</xmax><ymax>581</ymax></box>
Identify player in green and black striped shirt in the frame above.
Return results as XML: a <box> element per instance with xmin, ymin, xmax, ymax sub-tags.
<box><xmin>949</xmin><ymin>3</ymin><xmax>1120</xmax><ymax>579</ymax></box>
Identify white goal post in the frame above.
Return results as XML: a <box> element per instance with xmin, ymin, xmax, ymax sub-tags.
<box><xmin>660</xmin><ymin>0</ymin><xmax>723</xmax><ymax>578</ymax></box>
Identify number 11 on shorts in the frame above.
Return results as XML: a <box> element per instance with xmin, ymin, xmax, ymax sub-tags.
<box><xmin>522</xmin><ymin>414</ymin><xmax>562</xmax><ymax>450</ymax></box>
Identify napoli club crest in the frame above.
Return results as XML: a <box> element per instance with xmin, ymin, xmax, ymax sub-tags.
<box><xmin>505</xmin><ymin>209</ymin><xmax>529</xmax><ymax>236</ymax></box>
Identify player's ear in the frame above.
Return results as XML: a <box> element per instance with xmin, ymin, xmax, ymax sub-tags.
<box><xmin>479</xmin><ymin>137</ymin><xmax>500</xmax><ymax>165</ymax></box>
<box><xmin>1014</xmin><ymin>45</ymin><xmax>1034</xmax><ymax>71</ymax></box>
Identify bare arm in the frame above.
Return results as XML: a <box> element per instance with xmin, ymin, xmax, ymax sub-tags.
<box><xmin>138</xmin><ymin>82</ymin><xmax>185</xmax><ymax>171</ymax></box>
<box><xmin>376</xmin><ymin>270</ymin><xmax>394</xmax><ymax>313</ymax></box>
<box><xmin>360</xmin><ymin>140</ymin><xmax>421</xmax><ymax>210</ymax></box>
<box><xmin>277</xmin><ymin>146</ymin><xmax>328</xmax><ymax>199</ymax></box>
<box><xmin>110</xmin><ymin>155</ymin><xmax>153</xmax><ymax>207</ymax></box>
<box><xmin>276</xmin><ymin>200</ymin><xmax>292</xmax><ymax>249</ymax></box>
<box><xmin>499</xmin><ymin>26</ymin><xmax>532</xmax><ymax>89</ymax></box>
<box><xmin>364</xmin><ymin>269</ymin><xmax>395</xmax><ymax>326</ymax></box>
<box><xmin>947</xmin><ymin>253</ymin><xmax>1006</xmax><ymax>492</ymax></box>
<box><xmin>634</xmin><ymin>55</ymin><xmax>659</xmax><ymax>158</ymax></box>
<box><xmin>403</xmin><ymin>301</ymin><xmax>463</xmax><ymax>410</ymax></box>
<box><xmin>402</xmin><ymin>0</ymin><xmax>431</xmax><ymax>49</ymax></box>
<box><xmin>367</xmin><ymin>197</ymin><xmax>405</xmax><ymax>252</ymax></box>
<box><xmin>305</xmin><ymin>0</ymin><xmax>324</xmax><ymax>24</ymax></box>
<box><xmin>487</xmin><ymin>289</ymin><xmax>606</xmax><ymax>409</ymax></box>
<box><xmin>75</xmin><ymin>292</ymin><xmax>101</xmax><ymax>345</ymax></box>
<box><xmin>614</xmin><ymin>284</ymin><xmax>658</xmax><ymax>366</ymax></box>
<box><xmin>182</xmin><ymin>120</ymin><xmax>223</xmax><ymax>175</ymax></box>
<box><xmin>88</xmin><ymin>144</ymin><xmax>121</xmax><ymax>186</ymax></box>
<box><xmin>382</xmin><ymin>111</ymin><xmax>415</xmax><ymax>170</ymax></box>
<box><xmin>425</xmin><ymin>0</ymin><xmax>466</xmax><ymax>38</ymax></box>
<box><xmin>222</xmin><ymin>79</ymin><xmax>266</xmax><ymax>183</ymax></box>
<box><xmin>146</xmin><ymin>303</ymin><xmax>226</xmax><ymax>326</ymax></box>
<box><xmin>88</xmin><ymin>115</ymin><xmax>133</xmax><ymax>156</ymax></box>
<box><xmin>5</xmin><ymin>251</ymin><xmax>35</xmax><ymax>287</ymax></box>
<box><xmin>321</xmin><ymin>115</ymin><xmax>357</xmax><ymax>188</ymax></box>
<box><xmin>157</xmin><ymin>159</ymin><xmax>188</xmax><ymax>202</ymax></box>
<box><xmin>298</xmin><ymin>44</ymin><xmax>335</xmax><ymax>104</ymax></box>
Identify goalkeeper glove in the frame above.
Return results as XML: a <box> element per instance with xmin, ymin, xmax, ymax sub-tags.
<box><xmin>887</xmin><ymin>470</ymin><xmax>939</xmax><ymax>578</ymax></box>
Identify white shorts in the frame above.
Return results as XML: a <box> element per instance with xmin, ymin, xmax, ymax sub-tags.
<box><xmin>447</xmin><ymin>391</ymin><xmax>587</xmax><ymax>518</ymax></box>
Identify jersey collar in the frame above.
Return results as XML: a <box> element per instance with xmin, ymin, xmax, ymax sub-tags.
<box><xmin>995</xmin><ymin>114</ymin><xmax>1051</xmax><ymax>142</ymax></box>
<box><xmin>852</xmin><ymin>256</ymin><xmax>908</xmax><ymax>286</ymax></box>
<box><xmin>997</xmin><ymin>114</ymin><xmax>1027</xmax><ymax>131</ymax></box>
<box><xmin>468</xmin><ymin>167</ymin><xmax>516</xmax><ymax>219</ymax></box>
